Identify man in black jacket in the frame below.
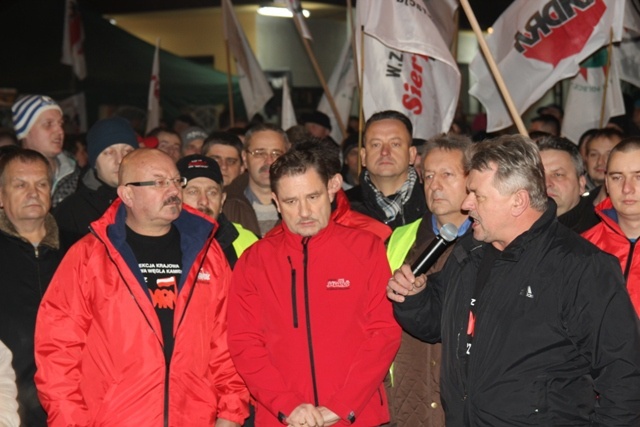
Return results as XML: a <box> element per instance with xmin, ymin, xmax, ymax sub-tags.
<box><xmin>346</xmin><ymin>110</ymin><xmax>426</xmax><ymax>230</ymax></box>
<box><xmin>0</xmin><ymin>148</ymin><xmax>62</xmax><ymax>426</ymax></box>
<box><xmin>387</xmin><ymin>135</ymin><xmax>640</xmax><ymax>426</ymax></box>
<box><xmin>54</xmin><ymin>117</ymin><xmax>137</xmax><ymax>251</ymax></box>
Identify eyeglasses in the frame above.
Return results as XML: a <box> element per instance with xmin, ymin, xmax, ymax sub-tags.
<box><xmin>246</xmin><ymin>149</ymin><xmax>284</xmax><ymax>161</ymax></box>
<box><xmin>125</xmin><ymin>177</ymin><xmax>187</xmax><ymax>189</ymax></box>
<box><xmin>210</xmin><ymin>155</ymin><xmax>241</xmax><ymax>167</ymax></box>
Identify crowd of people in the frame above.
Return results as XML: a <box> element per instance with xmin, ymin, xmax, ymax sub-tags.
<box><xmin>0</xmin><ymin>93</ymin><xmax>639</xmax><ymax>427</ymax></box>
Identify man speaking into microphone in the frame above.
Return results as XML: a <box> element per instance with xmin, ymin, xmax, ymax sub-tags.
<box><xmin>385</xmin><ymin>135</ymin><xmax>472</xmax><ymax>427</ymax></box>
<box><xmin>387</xmin><ymin>135</ymin><xmax>640</xmax><ymax>426</ymax></box>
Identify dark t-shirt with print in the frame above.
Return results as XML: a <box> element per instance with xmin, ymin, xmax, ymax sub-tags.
<box><xmin>127</xmin><ymin>225</ymin><xmax>182</xmax><ymax>364</ymax></box>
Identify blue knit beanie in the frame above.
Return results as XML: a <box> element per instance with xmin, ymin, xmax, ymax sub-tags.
<box><xmin>11</xmin><ymin>95</ymin><xmax>62</xmax><ymax>139</ymax></box>
<box><xmin>87</xmin><ymin>117</ymin><xmax>139</xmax><ymax>168</ymax></box>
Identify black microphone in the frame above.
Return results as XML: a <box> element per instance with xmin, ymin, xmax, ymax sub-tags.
<box><xmin>411</xmin><ymin>223</ymin><xmax>459</xmax><ymax>276</ymax></box>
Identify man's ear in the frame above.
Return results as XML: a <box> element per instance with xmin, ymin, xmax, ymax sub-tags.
<box><xmin>328</xmin><ymin>174</ymin><xmax>342</xmax><ymax>201</ymax></box>
<box><xmin>511</xmin><ymin>189</ymin><xmax>530</xmax><ymax>217</ymax></box>
<box><xmin>409</xmin><ymin>145</ymin><xmax>418</xmax><ymax>166</ymax></box>
<box><xmin>360</xmin><ymin>147</ymin><xmax>367</xmax><ymax>168</ymax></box>
<box><xmin>579</xmin><ymin>174</ymin><xmax>586</xmax><ymax>195</ymax></box>
<box><xmin>117</xmin><ymin>185</ymin><xmax>134</xmax><ymax>207</ymax></box>
<box><xmin>271</xmin><ymin>192</ymin><xmax>281</xmax><ymax>213</ymax></box>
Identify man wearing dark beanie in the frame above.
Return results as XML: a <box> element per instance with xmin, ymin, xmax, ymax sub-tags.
<box><xmin>54</xmin><ymin>117</ymin><xmax>138</xmax><ymax>251</ymax></box>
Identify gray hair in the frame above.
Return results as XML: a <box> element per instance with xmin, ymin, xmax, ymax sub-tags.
<box><xmin>468</xmin><ymin>135</ymin><xmax>548</xmax><ymax>212</ymax></box>
<box><xmin>422</xmin><ymin>134</ymin><xmax>473</xmax><ymax>160</ymax></box>
<box><xmin>244</xmin><ymin>123</ymin><xmax>290</xmax><ymax>150</ymax></box>
<box><xmin>536</xmin><ymin>135</ymin><xmax>585</xmax><ymax>178</ymax></box>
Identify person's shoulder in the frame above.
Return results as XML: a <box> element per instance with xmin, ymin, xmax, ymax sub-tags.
<box><xmin>547</xmin><ymin>221</ymin><xmax>613</xmax><ymax>262</ymax></box>
<box><xmin>345</xmin><ymin>185</ymin><xmax>363</xmax><ymax>202</ymax></box>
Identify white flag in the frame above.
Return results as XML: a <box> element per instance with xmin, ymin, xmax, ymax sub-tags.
<box><xmin>422</xmin><ymin>0</ymin><xmax>459</xmax><ymax>47</ymax></box>
<box><xmin>469</xmin><ymin>0</ymin><xmax>624</xmax><ymax>132</ymax></box>
<box><xmin>356</xmin><ymin>0</ymin><xmax>460</xmax><ymax>140</ymax></box>
<box><xmin>58</xmin><ymin>93</ymin><xmax>87</xmax><ymax>133</ymax></box>
<box><xmin>281</xmin><ymin>77</ymin><xmax>297</xmax><ymax>130</ymax></box>
<box><xmin>61</xmin><ymin>0</ymin><xmax>86</xmax><ymax>80</ymax></box>
<box><xmin>318</xmin><ymin>38</ymin><xmax>357</xmax><ymax>143</ymax></box>
<box><xmin>222</xmin><ymin>0</ymin><xmax>274</xmax><ymax>119</ymax></box>
<box><xmin>146</xmin><ymin>39</ymin><xmax>161</xmax><ymax>134</ymax></box>
<box><xmin>285</xmin><ymin>0</ymin><xmax>313</xmax><ymax>40</ymax></box>
<box><xmin>616</xmin><ymin>29</ymin><xmax>640</xmax><ymax>88</ymax></box>
<box><xmin>625</xmin><ymin>0</ymin><xmax>640</xmax><ymax>33</ymax></box>
<box><xmin>563</xmin><ymin>48</ymin><xmax>625</xmax><ymax>143</ymax></box>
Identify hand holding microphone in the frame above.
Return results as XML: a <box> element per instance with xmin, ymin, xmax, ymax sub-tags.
<box><xmin>387</xmin><ymin>223</ymin><xmax>458</xmax><ymax>303</ymax></box>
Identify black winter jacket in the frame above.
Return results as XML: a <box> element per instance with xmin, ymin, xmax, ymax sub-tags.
<box><xmin>0</xmin><ymin>212</ymin><xmax>62</xmax><ymax>427</ymax></box>
<box><xmin>53</xmin><ymin>168</ymin><xmax>117</xmax><ymax>252</ymax></box>
<box><xmin>394</xmin><ymin>203</ymin><xmax>640</xmax><ymax>426</ymax></box>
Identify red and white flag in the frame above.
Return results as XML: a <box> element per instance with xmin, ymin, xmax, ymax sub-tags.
<box><xmin>146</xmin><ymin>39</ymin><xmax>161</xmax><ymax>134</ymax></box>
<box><xmin>61</xmin><ymin>0</ymin><xmax>86</xmax><ymax>80</ymax></box>
<box><xmin>281</xmin><ymin>76</ymin><xmax>297</xmax><ymax>130</ymax></box>
<box><xmin>285</xmin><ymin>0</ymin><xmax>313</xmax><ymax>40</ymax></box>
<box><xmin>222</xmin><ymin>0</ymin><xmax>273</xmax><ymax>119</ymax></box>
<box><xmin>356</xmin><ymin>0</ymin><xmax>460</xmax><ymax>140</ymax></box>
<box><xmin>469</xmin><ymin>0</ymin><xmax>624</xmax><ymax>132</ymax></box>
<box><xmin>422</xmin><ymin>0</ymin><xmax>459</xmax><ymax>47</ymax></box>
<box><xmin>318</xmin><ymin>38</ymin><xmax>357</xmax><ymax>143</ymax></box>
<box><xmin>563</xmin><ymin>48</ymin><xmax>625</xmax><ymax>143</ymax></box>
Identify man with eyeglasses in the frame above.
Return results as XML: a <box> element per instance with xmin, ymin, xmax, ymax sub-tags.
<box><xmin>202</xmin><ymin>132</ymin><xmax>246</xmax><ymax>186</ymax></box>
<box><xmin>223</xmin><ymin>123</ymin><xmax>290</xmax><ymax>237</ymax></box>
<box><xmin>35</xmin><ymin>148</ymin><xmax>249</xmax><ymax>426</ymax></box>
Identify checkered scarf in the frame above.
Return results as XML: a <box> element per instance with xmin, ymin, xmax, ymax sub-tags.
<box><xmin>363</xmin><ymin>167</ymin><xmax>419</xmax><ymax>223</ymax></box>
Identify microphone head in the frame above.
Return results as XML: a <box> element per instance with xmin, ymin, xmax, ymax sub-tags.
<box><xmin>440</xmin><ymin>223</ymin><xmax>458</xmax><ymax>242</ymax></box>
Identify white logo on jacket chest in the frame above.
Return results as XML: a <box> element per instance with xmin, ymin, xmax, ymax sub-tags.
<box><xmin>198</xmin><ymin>269</ymin><xmax>211</xmax><ymax>282</ymax></box>
<box><xmin>327</xmin><ymin>278</ymin><xmax>351</xmax><ymax>289</ymax></box>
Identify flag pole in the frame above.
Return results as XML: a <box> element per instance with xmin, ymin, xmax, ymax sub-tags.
<box><xmin>357</xmin><ymin>25</ymin><xmax>365</xmax><ymax>177</ymax></box>
<box><xmin>451</xmin><ymin>7</ymin><xmax>460</xmax><ymax>59</ymax></box>
<box><xmin>291</xmin><ymin>17</ymin><xmax>348</xmax><ymax>138</ymax></box>
<box><xmin>460</xmin><ymin>0</ymin><xmax>528</xmax><ymax>136</ymax></box>
<box><xmin>225</xmin><ymin>40</ymin><xmax>236</xmax><ymax>128</ymax></box>
<box><xmin>599</xmin><ymin>29</ymin><xmax>614</xmax><ymax>128</ymax></box>
<box><xmin>346</xmin><ymin>0</ymin><xmax>360</xmax><ymax>93</ymax></box>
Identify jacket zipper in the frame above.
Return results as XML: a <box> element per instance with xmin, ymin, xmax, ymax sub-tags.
<box><xmin>302</xmin><ymin>237</ymin><xmax>319</xmax><ymax>406</ymax></box>
<box><xmin>34</xmin><ymin>245</ymin><xmax>44</xmax><ymax>297</ymax></box>
<box><xmin>288</xmin><ymin>256</ymin><xmax>298</xmax><ymax>328</ymax></box>
<box><xmin>624</xmin><ymin>240</ymin><xmax>637</xmax><ymax>282</ymax></box>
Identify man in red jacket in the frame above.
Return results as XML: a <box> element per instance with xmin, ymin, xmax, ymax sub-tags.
<box><xmin>583</xmin><ymin>137</ymin><xmax>640</xmax><ymax>315</ymax></box>
<box><xmin>228</xmin><ymin>147</ymin><xmax>401</xmax><ymax>427</ymax></box>
<box><xmin>35</xmin><ymin>148</ymin><xmax>249</xmax><ymax>426</ymax></box>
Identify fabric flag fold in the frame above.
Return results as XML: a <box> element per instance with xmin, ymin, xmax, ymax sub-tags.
<box><xmin>146</xmin><ymin>39</ymin><xmax>161</xmax><ymax>134</ymax></box>
<box><xmin>318</xmin><ymin>38</ymin><xmax>357</xmax><ymax>143</ymax></box>
<box><xmin>617</xmin><ymin>0</ymin><xmax>640</xmax><ymax>88</ymax></box>
<box><xmin>562</xmin><ymin>47</ymin><xmax>625</xmax><ymax>143</ymax></box>
<box><xmin>356</xmin><ymin>0</ymin><xmax>460</xmax><ymax>140</ymax></box>
<box><xmin>469</xmin><ymin>0</ymin><xmax>624</xmax><ymax>132</ymax></box>
<box><xmin>281</xmin><ymin>76</ymin><xmax>297</xmax><ymax>131</ymax></box>
<box><xmin>61</xmin><ymin>0</ymin><xmax>87</xmax><ymax>80</ymax></box>
<box><xmin>422</xmin><ymin>0</ymin><xmax>459</xmax><ymax>48</ymax></box>
<box><xmin>222</xmin><ymin>0</ymin><xmax>274</xmax><ymax>119</ymax></box>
